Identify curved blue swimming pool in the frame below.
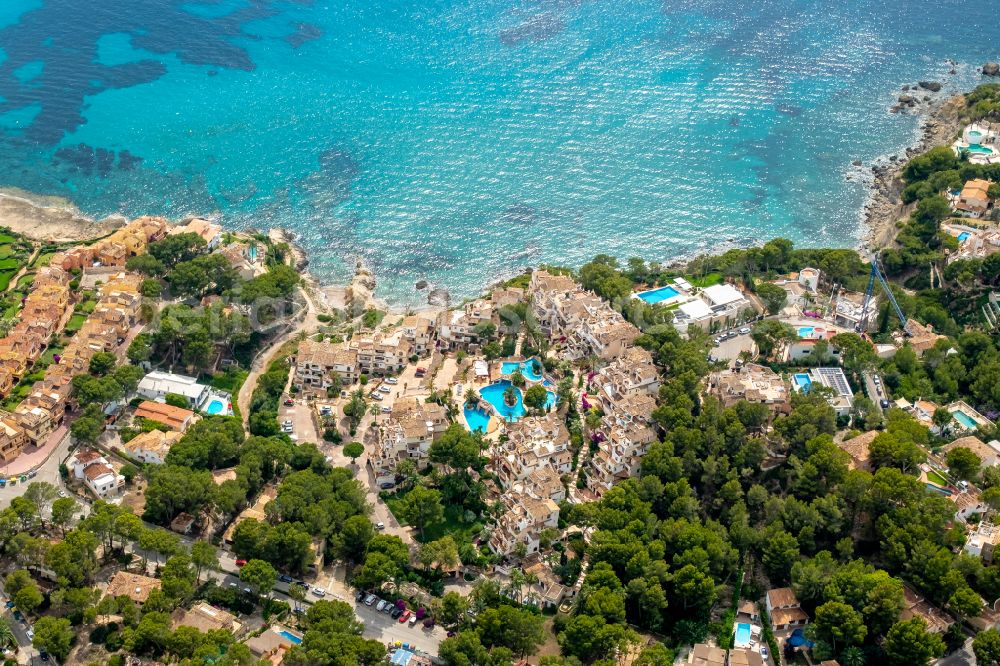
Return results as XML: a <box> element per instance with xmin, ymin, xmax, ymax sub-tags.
<box><xmin>464</xmin><ymin>407</ymin><xmax>490</xmax><ymax>433</ymax></box>
<box><xmin>500</xmin><ymin>358</ymin><xmax>544</xmax><ymax>382</ymax></box>
<box><xmin>479</xmin><ymin>380</ymin><xmax>557</xmax><ymax>422</ymax></box>
<box><xmin>205</xmin><ymin>399</ymin><xmax>225</xmax><ymax>415</ymax></box>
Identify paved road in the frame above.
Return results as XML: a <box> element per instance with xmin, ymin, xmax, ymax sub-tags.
<box><xmin>709</xmin><ymin>331</ymin><xmax>755</xmax><ymax>363</ymax></box>
<box><xmin>0</xmin><ymin>430</ymin><xmax>74</xmax><ymax>511</ymax></box>
<box><xmin>862</xmin><ymin>371</ymin><xmax>889</xmax><ymax>414</ymax></box>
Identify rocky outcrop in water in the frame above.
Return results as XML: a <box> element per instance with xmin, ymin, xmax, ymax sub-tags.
<box><xmin>985</xmin><ymin>63</ymin><xmax>1000</xmax><ymax>77</ymax></box>
<box><xmin>917</xmin><ymin>81</ymin><xmax>942</xmax><ymax>92</ymax></box>
<box><xmin>427</xmin><ymin>288</ymin><xmax>450</xmax><ymax>307</ymax></box>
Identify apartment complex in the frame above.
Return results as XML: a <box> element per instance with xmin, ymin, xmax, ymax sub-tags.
<box><xmin>488</xmin><ymin>493</ymin><xmax>560</xmax><ymax>557</ymax></box>
<box><xmin>293</xmin><ymin>332</ymin><xmax>414</xmax><ymax>391</ymax></box>
<box><xmin>368</xmin><ymin>397</ymin><xmax>450</xmax><ymax>486</ymax></box>
<box><xmin>491</xmin><ymin>414</ymin><xmax>572</xmax><ymax>490</ymax></box>
<box><xmin>529</xmin><ymin>270</ymin><xmax>640</xmax><ymax>360</ymax></box>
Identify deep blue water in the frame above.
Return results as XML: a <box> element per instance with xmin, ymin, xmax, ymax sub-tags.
<box><xmin>0</xmin><ymin>1</ymin><xmax>997</xmax><ymax>305</ymax></box>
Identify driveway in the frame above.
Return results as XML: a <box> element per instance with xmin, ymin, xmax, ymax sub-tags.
<box><xmin>278</xmin><ymin>398</ymin><xmax>320</xmax><ymax>445</ymax></box>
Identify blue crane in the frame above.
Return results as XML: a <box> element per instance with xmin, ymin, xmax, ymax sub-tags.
<box><xmin>858</xmin><ymin>251</ymin><xmax>911</xmax><ymax>336</ymax></box>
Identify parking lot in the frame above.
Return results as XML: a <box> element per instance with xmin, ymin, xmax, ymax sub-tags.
<box><xmin>353</xmin><ymin>592</ymin><xmax>445</xmax><ymax>653</ymax></box>
<box><xmin>710</xmin><ymin>329</ymin><xmax>756</xmax><ymax>362</ymax></box>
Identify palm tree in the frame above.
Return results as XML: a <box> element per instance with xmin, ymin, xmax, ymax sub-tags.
<box><xmin>464</xmin><ymin>388</ymin><xmax>479</xmax><ymax>408</ymax></box>
<box><xmin>0</xmin><ymin>618</ymin><xmax>14</xmax><ymax>651</ymax></box>
<box><xmin>288</xmin><ymin>583</ymin><xmax>307</xmax><ymax>613</ymax></box>
<box><xmin>503</xmin><ymin>385</ymin><xmax>518</xmax><ymax>407</ymax></box>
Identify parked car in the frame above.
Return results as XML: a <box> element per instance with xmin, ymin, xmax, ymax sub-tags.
<box><xmin>381</xmin><ymin>406</ymin><xmax>391</xmax><ymax>413</ymax></box>
<box><xmin>385</xmin><ymin>377</ymin><xmax>398</xmax><ymax>384</ymax></box>
<box><xmin>399</xmin><ymin>610</ymin><xmax>411</xmax><ymax>623</ymax></box>
<box><xmin>235</xmin><ymin>559</ymin><xmax>247</xmax><ymax>567</ymax></box>
<box><xmin>26</xmin><ymin>628</ymin><xmax>34</xmax><ymax>640</ymax></box>
<box><xmin>356</xmin><ymin>590</ymin><xmax>366</xmax><ymax>601</ymax></box>
<box><xmin>242</xmin><ymin>587</ymin><xmax>253</xmax><ymax>595</ymax></box>
<box><xmin>376</xmin><ymin>522</ymin><xmax>385</xmax><ymax>530</ymax></box>
<box><xmin>364</xmin><ymin>594</ymin><xmax>377</xmax><ymax>606</ymax></box>
<box><xmin>284</xmin><ymin>399</ymin><xmax>295</xmax><ymax>406</ymax></box>
<box><xmin>312</xmin><ymin>587</ymin><xmax>326</xmax><ymax>597</ymax></box>
<box><xmin>408</xmin><ymin>614</ymin><xmax>418</xmax><ymax>626</ymax></box>
<box><xmin>760</xmin><ymin>646</ymin><xmax>769</xmax><ymax>660</ymax></box>
<box><xmin>378</xmin><ymin>385</ymin><xmax>391</xmax><ymax>393</ymax></box>
<box><xmin>369</xmin><ymin>393</ymin><xmax>383</xmax><ymax>401</ymax></box>
<box><xmin>376</xmin><ymin>600</ymin><xmax>387</xmax><ymax>612</ymax></box>
<box><xmin>39</xmin><ymin>651</ymin><xmax>50</xmax><ymax>662</ymax></box>
<box><xmin>391</xmin><ymin>608</ymin><xmax>404</xmax><ymax>619</ymax></box>
<box><xmin>57</xmin><ymin>490</ymin><xmax>66</xmax><ymax>498</ymax></box>
<box><xmin>880</xmin><ymin>399</ymin><xmax>891</xmax><ymax>409</ymax></box>
<box><xmin>383</xmin><ymin>603</ymin><xmax>394</xmax><ymax>614</ymax></box>
<box><xmin>278</xmin><ymin>574</ymin><xmax>293</xmax><ymax>583</ymax></box>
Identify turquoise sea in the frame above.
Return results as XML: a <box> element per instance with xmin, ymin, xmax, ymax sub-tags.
<box><xmin>0</xmin><ymin>1</ymin><xmax>997</xmax><ymax>305</ymax></box>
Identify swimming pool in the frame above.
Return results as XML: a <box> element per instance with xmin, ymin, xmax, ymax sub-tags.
<box><xmin>734</xmin><ymin>623</ymin><xmax>751</xmax><ymax>647</ymax></box>
<box><xmin>926</xmin><ymin>482</ymin><xmax>953</xmax><ymax>496</ymax></box>
<box><xmin>248</xmin><ymin>245</ymin><xmax>258</xmax><ymax>262</ymax></box>
<box><xmin>205</xmin><ymin>399</ymin><xmax>225</xmax><ymax>415</ymax></box>
<box><xmin>958</xmin><ymin>232</ymin><xmax>971</xmax><ymax>242</ymax></box>
<box><xmin>967</xmin><ymin>144</ymin><xmax>995</xmax><ymax>155</ymax></box>
<box><xmin>797</xmin><ymin>326</ymin><xmax>814</xmax><ymax>338</ymax></box>
<box><xmin>787</xmin><ymin>628</ymin><xmax>813</xmax><ymax>648</ymax></box>
<box><xmin>952</xmin><ymin>410</ymin><xmax>979</xmax><ymax>429</ymax></box>
<box><xmin>278</xmin><ymin>629</ymin><xmax>302</xmax><ymax>645</ymax></box>
<box><xmin>464</xmin><ymin>406</ymin><xmax>490</xmax><ymax>433</ymax></box>
<box><xmin>792</xmin><ymin>373</ymin><xmax>812</xmax><ymax>391</ymax></box>
<box><xmin>969</xmin><ymin>130</ymin><xmax>983</xmax><ymax>142</ymax></box>
<box><xmin>635</xmin><ymin>285</ymin><xmax>680</xmax><ymax>304</ymax></box>
<box><xmin>479</xmin><ymin>380</ymin><xmax>556</xmax><ymax>422</ymax></box>
<box><xmin>500</xmin><ymin>358</ymin><xmax>544</xmax><ymax>382</ymax></box>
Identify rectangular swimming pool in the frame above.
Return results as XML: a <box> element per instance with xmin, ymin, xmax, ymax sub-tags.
<box><xmin>734</xmin><ymin>623</ymin><xmax>751</xmax><ymax>647</ymax></box>
<box><xmin>953</xmin><ymin>410</ymin><xmax>979</xmax><ymax>429</ymax></box>
<box><xmin>278</xmin><ymin>629</ymin><xmax>302</xmax><ymax>644</ymax></box>
<box><xmin>792</xmin><ymin>373</ymin><xmax>812</xmax><ymax>391</ymax></box>
<box><xmin>635</xmin><ymin>285</ymin><xmax>680</xmax><ymax>304</ymax></box>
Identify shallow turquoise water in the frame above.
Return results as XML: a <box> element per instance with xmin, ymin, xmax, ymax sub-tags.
<box><xmin>0</xmin><ymin>1</ymin><xmax>998</xmax><ymax>305</ymax></box>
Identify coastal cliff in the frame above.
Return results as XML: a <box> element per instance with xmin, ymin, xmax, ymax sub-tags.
<box><xmin>861</xmin><ymin>93</ymin><xmax>967</xmax><ymax>251</ymax></box>
<box><xmin>0</xmin><ymin>188</ymin><xmax>124</xmax><ymax>242</ymax></box>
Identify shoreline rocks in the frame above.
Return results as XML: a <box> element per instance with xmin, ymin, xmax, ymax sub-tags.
<box><xmin>984</xmin><ymin>63</ymin><xmax>999</xmax><ymax>77</ymax></box>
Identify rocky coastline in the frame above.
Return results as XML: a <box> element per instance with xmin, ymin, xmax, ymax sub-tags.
<box><xmin>859</xmin><ymin>90</ymin><xmax>967</xmax><ymax>252</ymax></box>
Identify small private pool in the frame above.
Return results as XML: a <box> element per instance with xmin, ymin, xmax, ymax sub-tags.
<box><xmin>787</xmin><ymin>628</ymin><xmax>813</xmax><ymax>648</ymax></box>
<box><xmin>958</xmin><ymin>231</ymin><xmax>971</xmax><ymax>242</ymax></box>
<box><xmin>953</xmin><ymin>410</ymin><xmax>979</xmax><ymax>430</ymax></box>
<box><xmin>926</xmin><ymin>483</ymin><xmax>953</xmax><ymax>496</ymax></box>
<box><xmin>797</xmin><ymin>326</ymin><xmax>815</xmax><ymax>338</ymax></box>
<box><xmin>500</xmin><ymin>358</ymin><xmax>544</xmax><ymax>382</ymax></box>
<box><xmin>792</xmin><ymin>373</ymin><xmax>812</xmax><ymax>392</ymax></box>
<box><xmin>734</xmin><ymin>623</ymin><xmax>751</xmax><ymax>647</ymax></box>
<box><xmin>635</xmin><ymin>285</ymin><xmax>681</xmax><ymax>305</ymax></box>
<box><xmin>967</xmin><ymin>144</ymin><xmax>995</xmax><ymax>155</ymax></box>
<box><xmin>278</xmin><ymin>629</ymin><xmax>302</xmax><ymax>645</ymax></box>
<box><xmin>464</xmin><ymin>406</ymin><xmax>491</xmax><ymax>433</ymax></box>
<box><xmin>205</xmin><ymin>399</ymin><xmax>225</xmax><ymax>415</ymax></box>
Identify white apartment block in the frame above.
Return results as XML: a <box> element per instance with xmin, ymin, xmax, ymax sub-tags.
<box><xmin>588</xmin><ymin>393</ymin><xmax>658</xmax><ymax>497</ymax></box>
<box><xmin>590</xmin><ymin>347</ymin><xmax>660</xmax><ymax>413</ymax></box>
<box><xmin>488</xmin><ymin>494</ymin><xmax>560</xmax><ymax>557</ymax></box>
<box><xmin>369</xmin><ymin>397</ymin><xmax>450</xmax><ymax>485</ymax></box>
<box><xmin>492</xmin><ymin>414</ymin><xmax>572</xmax><ymax>490</ymax></box>
<box><xmin>528</xmin><ymin>270</ymin><xmax>639</xmax><ymax>360</ymax></box>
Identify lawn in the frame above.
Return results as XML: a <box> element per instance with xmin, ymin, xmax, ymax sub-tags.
<box><xmin>37</xmin><ymin>344</ymin><xmax>65</xmax><ymax>369</ymax></box>
<box><xmin>0</xmin><ymin>234</ymin><xmax>17</xmax><ymax>244</ymax></box>
<box><xmin>205</xmin><ymin>367</ymin><xmax>249</xmax><ymax>394</ymax></box>
<box><xmin>385</xmin><ymin>487</ymin><xmax>483</xmax><ymax>544</ymax></box>
<box><xmin>15</xmin><ymin>274</ymin><xmax>33</xmax><ymax>290</ymax></box>
<box><xmin>687</xmin><ymin>272</ymin><xmax>724</xmax><ymax>288</ymax></box>
<box><xmin>65</xmin><ymin>313</ymin><xmax>87</xmax><ymax>334</ymax></box>
<box><xmin>31</xmin><ymin>252</ymin><xmax>55</xmax><ymax>268</ymax></box>
<box><xmin>926</xmin><ymin>469</ymin><xmax>949</xmax><ymax>486</ymax></box>
<box><xmin>0</xmin><ymin>271</ymin><xmax>16</xmax><ymax>292</ymax></box>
